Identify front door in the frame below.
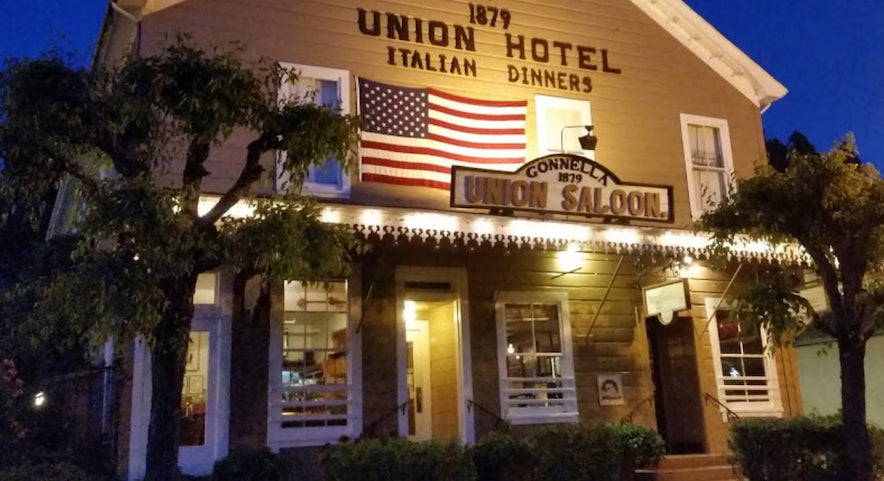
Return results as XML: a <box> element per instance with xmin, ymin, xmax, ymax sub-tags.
<box><xmin>406</xmin><ymin>319</ymin><xmax>431</xmax><ymax>440</ymax></box>
<box><xmin>647</xmin><ymin>316</ymin><xmax>706</xmax><ymax>454</ymax></box>
<box><xmin>396</xmin><ymin>266</ymin><xmax>473</xmax><ymax>444</ymax></box>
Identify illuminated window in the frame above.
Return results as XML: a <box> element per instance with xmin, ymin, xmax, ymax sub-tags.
<box><xmin>680</xmin><ymin>114</ymin><xmax>734</xmax><ymax>219</ymax></box>
<box><xmin>534</xmin><ymin>95</ymin><xmax>592</xmax><ymax>157</ymax></box>
<box><xmin>496</xmin><ymin>292</ymin><xmax>577</xmax><ymax>424</ymax></box>
<box><xmin>268</xmin><ymin>280</ymin><xmax>359</xmax><ymax>448</ymax></box>
<box><xmin>705</xmin><ymin>299</ymin><xmax>783</xmax><ymax>418</ymax></box>
<box><xmin>192</xmin><ymin>272</ymin><xmax>216</xmax><ymax>305</ymax></box>
<box><xmin>180</xmin><ymin>331</ymin><xmax>209</xmax><ymax>446</ymax></box>
<box><xmin>277</xmin><ymin>64</ymin><xmax>351</xmax><ymax>197</ymax></box>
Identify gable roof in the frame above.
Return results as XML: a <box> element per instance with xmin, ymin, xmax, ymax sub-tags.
<box><xmin>104</xmin><ymin>0</ymin><xmax>787</xmax><ymax>110</ymax></box>
<box><xmin>629</xmin><ymin>0</ymin><xmax>787</xmax><ymax>110</ymax></box>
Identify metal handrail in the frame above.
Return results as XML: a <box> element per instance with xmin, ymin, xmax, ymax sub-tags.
<box><xmin>363</xmin><ymin>400</ymin><xmax>411</xmax><ymax>437</ymax></box>
<box><xmin>621</xmin><ymin>394</ymin><xmax>655</xmax><ymax>423</ymax></box>
<box><xmin>703</xmin><ymin>392</ymin><xmax>740</xmax><ymax>422</ymax></box>
<box><xmin>467</xmin><ymin>399</ymin><xmax>509</xmax><ymax>430</ymax></box>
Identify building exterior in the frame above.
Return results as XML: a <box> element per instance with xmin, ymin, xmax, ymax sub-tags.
<box><xmin>86</xmin><ymin>0</ymin><xmax>806</xmax><ymax>478</ymax></box>
<box><xmin>796</xmin><ymin>330</ymin><xmax>884</xmax><ymax>428</ymax></box>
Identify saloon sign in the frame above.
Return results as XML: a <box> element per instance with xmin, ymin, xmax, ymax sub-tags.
<box><xmin>451</xmin><ymin>154</ymin><xmax>673</xmax><ymax>223</ymax></box>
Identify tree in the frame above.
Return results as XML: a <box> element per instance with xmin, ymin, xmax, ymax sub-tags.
<box><xmin>0</xmin><ymin>40</ymin><xmax>361</xmax><ymax>481</ymax></box>
<box><xmin>700</xmin><ymin>135</ymin><xmax>884</xmax><ymax>481</ymax></box>
<box><xmin>765</xmin><ymin>130</ymin><xmax>817</xmax><ymax>171</ymax></box>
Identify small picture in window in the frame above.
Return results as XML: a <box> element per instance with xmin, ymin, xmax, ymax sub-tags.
<box><xmin>185</xmin><ymin>336</ymin><xmax>200</xmax><ymax>372</ymax></box>
<box><xmin>597</xmin><ymin>373</ymin><xmax>624</xmax><ymax>406</ymax></box>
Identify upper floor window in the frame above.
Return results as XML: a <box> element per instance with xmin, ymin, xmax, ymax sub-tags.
<box><xmin>705</xmin><ymin>299</ymin><xmax>783</xmax><ymax>419</ymax></box>
<box><xmin>496</xmin><ymin>291</ymin><xmax>577</xmax><ymax>424</ymax></box>
<box><xmin>534</xmin><ymin>95</ymin><xmax>593</xmax><ymax>158</ymax></box>
<box><xmin>680</xmin><ymin>114</ymin><xmax>734</xmax><ymax>219</ymax></box>
<box><xmin>192</xmin><ymin>272</ymin><xmax>217</xmax><ymax>305</ymax></box>
<box><xmin>277</xmin><ymin>64</ymin><xmax>351</xmax><ymax>198</ymax></box>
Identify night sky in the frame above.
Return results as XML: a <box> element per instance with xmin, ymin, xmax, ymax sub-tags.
<box><xmin>2</xmin><ymin>0</ymin><xmax>882</xmax><ymax>167</ymax></box>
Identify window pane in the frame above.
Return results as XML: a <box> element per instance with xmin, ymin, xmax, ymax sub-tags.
<box><xmin>280</xmin><ymin>281</ymin><xmax>349</xmax><ymax>428</ymax></box>
<box><xmin>310</xmin><ymin>158</ymin><xmax>342</xmax><ymax>185</ymax></box>
<box><xmin>715</xmin><ymin>308</ymin><xmax>774</xmax><ymax>409</ymax></box>
<box><xmin>180</xmin><ymin>331</ymin><xmax>209</xmax><ymax>446</ymax></box>
<box><xmin>716</xmin><ymin>312</ymin><xmax>742</xmax><ymax>354</ymax></box>
<box><xmin>542</xmin><ymin>107</ymin><xmax>582</xmax><ymax>153</ymax></box>
<box><xmin>193</xmin><ymin>272</ymin><xmax>216</xmax><ymax>305</ymax></box>
<box><xmin>694</xmin><ymin>169</ymin><xmax>727</xmax><ymax>209</ymax></box>
<box><xmin>689</xmin><ymin>125</ymin><xmax>723</xmax><ymax>167</ymax></box>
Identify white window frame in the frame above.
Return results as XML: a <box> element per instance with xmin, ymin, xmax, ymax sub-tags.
<box><xmin>495</xmin><ymin>291</ymin><xmax>578</xmax><ymax>425</ymax></box>
<box><xmin>276</xmin><ymin>63</ymin><xmax>351</xmax><ymax>198</ymax></box>
<box><xmin>127</xmin><ymin>308</ymin><xmax>231</xmax><ymax>480</ymax></box>
<box><xmin>704</xmin><ymin>298</ymin><xmax>783</xmax><ymax>419</ymax></box>
<box><xmin>267</xmin><ymin>277</ymin><xmax>362</xmax><ymax>450</ymax></box>
<box><xmin>534</xmin><ymin>95</ymin><xmax>594</xmax><ymax>159</ymax></box>
<box><xmin>679</xmin><ymin>114</ymin><xmax>735</xmax><ymax>220</ymax></box>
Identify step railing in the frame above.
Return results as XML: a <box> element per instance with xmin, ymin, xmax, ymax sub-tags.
<box><xmin>703</xmin><ymin>391</ymin><xmax>740</xmax><ymax>422</ymax></box>
<box><xmin>621</xmin><ymin>393</ymin><xmax>655</xmax><ymax>423</ymax></box>
<box><xmin>467</xmin><ymin>399</ymin><xmax>509</xmax><ymax>430</ymax></box>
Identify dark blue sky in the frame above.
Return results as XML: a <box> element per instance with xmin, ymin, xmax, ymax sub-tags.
<box><xmin>2</xmin><ymin>1</ymin><xmax>882</xmax><ymax>167</ymax></box>
<box><xmin>684</xmin><ymin>0</ymin><xmax>884</xmax><ymax>167</ymax></box>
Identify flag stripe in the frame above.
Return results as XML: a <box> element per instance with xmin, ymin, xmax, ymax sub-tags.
<box><xmin>427</xmin><ymin>133</ymin><xmax>525</xmax><ymax>150</ymax></box>
<box><xmin>362</xmin><ymin>163</ymin><xmax>451</xmax><ymax>183</ymax></box>
<box><xmin>362</xmin><ymin>156</ymin><xmax>452</xmax><ymax>175</ymax></box>
<box><xmin>362</xmin><ymin>173</ymin><xmax>450</xmax><ymax>190</ymax></box>
<box><xmin>362</xmin><ymin>136</ymin><xmax>525</xmax><ymax>163</ymax></box>
<box><xmin>430</xmin><ymin>123</ymin><xmax>526</xmax><ymax>145</ymax></box>
<box><xmin>429</xmin><ymin>88</ymin><xmax>528</xmax><ymax>108</ymax></box>
<box><xmin>428</xmin><ymin>110</ymin><xmax>526</xmax><ymax>130</ymax></box>
<box><xmin>361</xmin><ymin>147</ymin><xmax>523</xmax><ymax>171</ymax></box>
<box><xmin>430</xmin><ymin>103</ymin><xmax>526</xmax><ymax>121</ymax></box>
<box><xmin>428</xmin><ymin>117</ymin><xmax>525</xmax><ymax>136</ymax></box>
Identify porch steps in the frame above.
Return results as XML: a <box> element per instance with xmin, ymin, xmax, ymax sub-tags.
<box><xmin>635</xmin><ymin>454</ymin><xmax>741</xmax><ymax>481</ymax></box>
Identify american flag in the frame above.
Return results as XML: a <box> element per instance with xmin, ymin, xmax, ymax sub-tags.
<box><xmin>358</xmin><ymin>78</ymin><xmax>527</xmax><ymax>190</ymax></box>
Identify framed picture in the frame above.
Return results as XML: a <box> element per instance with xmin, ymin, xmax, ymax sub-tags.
<box><xmin>597</xmin><ymin>373</ymin><xmax>624</xmax><ymax>406</ymax></box>
<box><xmin>185</xmin><ymin>335</ymin><xmax>200</xmax><ymax>372</ymax></box>
<box><xmin>186</xmin><ymin>375</ymin><xmax>205</xmax><ymax>395</ymax></box>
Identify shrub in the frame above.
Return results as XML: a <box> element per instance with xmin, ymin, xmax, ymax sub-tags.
<box><xmin>2</xmin><ymin>461</ymin><xmax>103</xmax><ymax>481</ymax></box>
<box><xmin>322</xmin><ymin>437</ymin><xmax>476</xmax><ymax>481</ymax></box>
<box><xmin>606</xmin><ymin>422</ymin><xmax>666</xmax><ymax>468</ymax></box>
<box><xmin>529</xmin><ymin>424</ymin><xmax>621</xmax><ymax>481</ymax></box>
<box><xmin>729</xmin><ymin>415</ymin><xmax>884</xmax><ymax>481</ymax></box>
<box><xmin>211</xmin><ymin>448</ymin><xmax>292</xmax><ymax>481</ymax></box>
<box><xmin>472</xmin><ymin>431</ymin><xmax>533</xmax><ymax>481</ymax></box>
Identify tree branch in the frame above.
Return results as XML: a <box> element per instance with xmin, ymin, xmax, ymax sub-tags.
<box><xmin>180</xmin><ymin>140</ymin><xmax>211</xmax><ymax>220</ymax></box>
<box><xmin>802</xmin><ymin>243</ymin><xmax>844</xmax><ymax>329</ymax></box>
<box><xmin>59</xmin><ymin>156</ymin><xmax>101</xmax><ymax>198</ymax></box>
<box><xmin>198</xmin><ymin>135</ymin><xmax>276</xmax><ymax>226</ymax></box>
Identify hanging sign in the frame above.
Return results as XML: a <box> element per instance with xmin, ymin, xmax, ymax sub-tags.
<box><xmin>643</xmin><ymin>279</ymin><xmax>690</xmax><ymax>325</ymax></box>
<box><xmin>451</xmin><ymin>154</ymin><xmax>673</xmax><ymax>223</ymax></box>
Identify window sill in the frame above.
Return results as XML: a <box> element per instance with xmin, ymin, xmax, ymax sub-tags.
<box><xmin>718</xmin><ymin>405</ymin><xmax>784</xmax><ymax>422</ymax></box>
<box><xmin>267</xmin><ymin>424</ymin><xmax>352</xmax><ymax>450</ymax></box>
<box><xmin>506</xmin><ymin>412</ymin><xmax>579</xmax><ymax>426</ymax></box>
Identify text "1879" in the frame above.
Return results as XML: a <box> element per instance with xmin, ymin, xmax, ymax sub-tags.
<box><xmin>468</xmin><ymin>4</ymin><xmax>512</xmax><ymax>29</ymax></box>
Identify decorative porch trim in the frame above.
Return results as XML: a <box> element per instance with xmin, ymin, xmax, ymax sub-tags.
<box><xmin>197</xmin><ymin>196</ymin><xmax>808</xmax><ymax>264</ymax></box>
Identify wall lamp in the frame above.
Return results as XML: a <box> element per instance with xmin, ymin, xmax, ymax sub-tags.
<box><xmin>560</xmin><ymin>125</ymin><xmax>598</xmax><ymax>153</ymax></box>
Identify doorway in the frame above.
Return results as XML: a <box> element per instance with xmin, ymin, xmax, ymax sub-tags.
<box><xmin>396</xmin><ymin>267</ymin><xmax>473</xmax><ymax>444</ymax></box>
<box><xmin>646</xmin><ymin>316</ymin><xmax>706</xmax><ymax>454</ymax></box>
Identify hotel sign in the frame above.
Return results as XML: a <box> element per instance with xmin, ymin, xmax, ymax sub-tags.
<box><xmin>451</xmin><ymin>154</ymin><xmax>673</xmax><ymax>223</ymax></box>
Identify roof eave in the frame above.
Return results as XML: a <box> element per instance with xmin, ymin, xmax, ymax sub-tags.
<box><xmin>630</xmin><ymin>0</ymin><xmax>788</xmax><ymax>109</ymax></box>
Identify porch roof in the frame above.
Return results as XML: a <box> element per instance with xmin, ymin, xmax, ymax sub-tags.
<box><xmin>199</xmin><ymin>196</ymin><xmax>807</xmax><ymax>265</ymax></box>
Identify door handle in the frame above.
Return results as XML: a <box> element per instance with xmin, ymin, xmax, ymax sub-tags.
<box><xmin>416</xmin><ymin>387</ymin><xmax>423</xmax><ymax>413</ymax></box>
